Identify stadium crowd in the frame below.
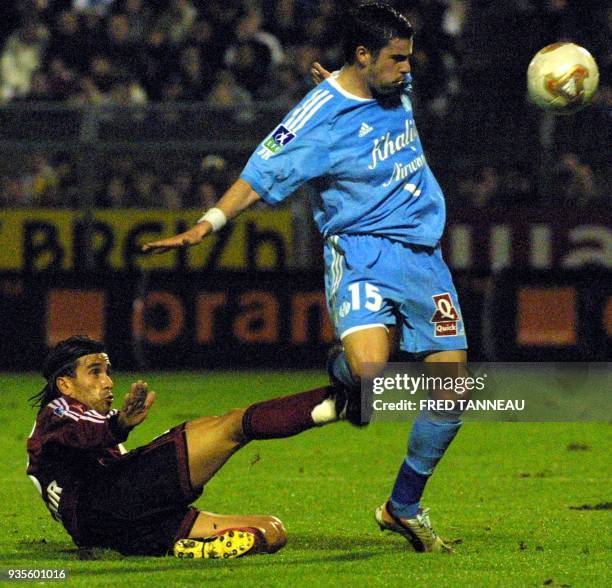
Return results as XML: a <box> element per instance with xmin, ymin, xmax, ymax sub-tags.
<box><xmin>0</xmin><ymin>0</ymin><xmax>610</xmax><ymax>209</ymax></box>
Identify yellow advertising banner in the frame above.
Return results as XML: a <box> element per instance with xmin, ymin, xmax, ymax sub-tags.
<box><xmin>0</xmin><ymin>209</ymin><xmax>295</xmax><ymax>271</ymax></box>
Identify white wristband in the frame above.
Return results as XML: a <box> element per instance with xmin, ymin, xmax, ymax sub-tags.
<box><xmin>197</xmin><ymin>207</ymin><xmax>227</xmax><ymax>232</ymax></box>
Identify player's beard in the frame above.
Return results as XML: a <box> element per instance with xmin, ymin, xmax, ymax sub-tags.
<box><xmin>370</xmin><ymin>76</ymin><xmax>405</xmax><ymax>98</ymax></box>
<box><xmin>372</xmin><ymin>83</ymin><xmax>404</xmax><ymax>108</ymax></box>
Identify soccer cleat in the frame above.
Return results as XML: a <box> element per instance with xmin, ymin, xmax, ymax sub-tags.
<box><xmin>326</xmin><ymin>344</ymin><xmax>370</xmax><ymax>427</ymax></box>
<box><xmin>173</xmin><ymin>528</ymin><xmax>257</xmax><ymax>560</ymax></box>
<box><xmin>375</xmin><ymin>501</ymin><xmax>453</xmax><ymax>553</ymax></box>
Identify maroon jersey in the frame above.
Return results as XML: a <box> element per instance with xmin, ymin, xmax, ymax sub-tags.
<box><xmin>26</xmin><ymin>395</ymin><xmax>130</xmax><ymax>538</ymax></box>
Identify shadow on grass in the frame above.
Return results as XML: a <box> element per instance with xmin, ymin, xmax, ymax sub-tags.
<box><xmin>4</xmin><ymin>531</ymin><xmax>410</xmax><ymax>574</ymax></box>
<box><xmin>286</xmin><ymin>531</ymin><xmax>408</xmax><ymax>551</ymax></box>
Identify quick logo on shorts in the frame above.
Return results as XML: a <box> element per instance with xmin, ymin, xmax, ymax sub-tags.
<box><xmin>430</xmin><ymin>293</ymin><xmax>460</xmax><ymax>337</ymax></box>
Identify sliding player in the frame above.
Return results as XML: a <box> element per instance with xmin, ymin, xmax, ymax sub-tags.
<box><xmin>27</xmin><ymin>336</ymin><xmax>347</xmax><ymax>558</ymax></box>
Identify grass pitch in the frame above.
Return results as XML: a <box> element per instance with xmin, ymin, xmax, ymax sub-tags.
<box><xmin>1</xmin><ymin>371</ymin><xmax>610</xmax><ymax>587</ymax></box>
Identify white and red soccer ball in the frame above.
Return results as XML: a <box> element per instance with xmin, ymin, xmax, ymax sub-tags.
<box><xmin>527</xmin><ymin>42</ymin><xmax>600</xmax><ymax>115</ymax></box>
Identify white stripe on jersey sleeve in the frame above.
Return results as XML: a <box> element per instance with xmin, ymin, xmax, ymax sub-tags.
<box><xmin>84</xmin><ymin>409</ymin><xmax>108</xmax><ymax>422</ymax></box>
<box><xmin>284</xmin><ymin>89</ymin><xmax>326</xmax><ymax>130</ymax></box>
<box><xmin>56</xmin><ymin>397</ymin><xmax>107</xmax><ymax>423</ymax></box>
<box><xmin>254</xmin><ymin>87</ymin><xmax>333</xmax><ymax>161</ymax></box>
<box><xmin>57</xmin><ymin>397</ymin><xmax>84</xmax><ymax>421</ymax></box>
<box><xmin>286</xmin><ymin>90</ymin><xmax>330</xmax><ymax>132</ymax></box>
<box><xmin>293</xmin><ymin>94</ymin><xmax>334</xmax><ymax>132</ymax></box>
<box><xmin>80</xmin><ymin>415</ymin><xmax>108</xmax><ymax>424</ymax></box>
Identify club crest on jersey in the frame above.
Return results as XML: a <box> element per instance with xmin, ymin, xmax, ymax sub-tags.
<box><xmin>263</xmin><ymin>125</ymin><xmax>296</xmax><ymax>154</ymax></box>
<box><xmin>430</xmin><ymin>293</ymin><xmax>460</xmax><ymax>337</ymax></box>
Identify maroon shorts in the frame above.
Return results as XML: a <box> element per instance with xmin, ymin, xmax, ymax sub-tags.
<box><xmin>73</xmin><ymin>424</ymin><xmax>202</xmax><ymax>556</ymax></box>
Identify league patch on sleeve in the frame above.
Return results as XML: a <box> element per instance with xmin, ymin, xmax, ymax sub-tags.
<box><xmin>262</xmin><ymin>125</ymin><xmax>296</xmax><ymax>154</ymax></box>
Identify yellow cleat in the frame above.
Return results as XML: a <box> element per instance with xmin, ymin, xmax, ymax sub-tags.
<box><xmin>375</xmin><ymin>500</ymin><xmax>453</xmax><ymax>553</ymax></box>
<box><xmin>174</xmin><ymin>529</ymin><xmax>257</xmax><ymax>560</ymax></box>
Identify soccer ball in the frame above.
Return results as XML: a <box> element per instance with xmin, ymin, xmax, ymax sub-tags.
<box><xmin>527</xmin><ymin>43</ymin><xmax>599</xmax><ymax>115</ymax></box>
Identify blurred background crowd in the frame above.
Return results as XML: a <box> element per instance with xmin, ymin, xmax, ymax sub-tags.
<box><xmin>0</xmin><ymin>0</ymin><xmax>610</xmax><ymax>210</ymax></box>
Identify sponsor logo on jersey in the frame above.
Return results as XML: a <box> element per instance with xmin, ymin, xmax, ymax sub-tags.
<box><xmin>369</xmin><ymin>119</ymin><xmax>419</xmax><ymax>170</ymax></box>
<box><xmin>430</xmin><ymin>293</ymin><xmax>460</xmax><ymax>337</ymax></box>
<box><xmin>358</xmin><ymin>122</ymin><xmax>374</xmax><ymax>137</ymax></box>
<box><xmin>263</xmin><ymin>125</ymin><xmax>296</xmax><ymax>154</ymax></box>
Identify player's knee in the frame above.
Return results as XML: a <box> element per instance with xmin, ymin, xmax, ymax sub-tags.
<box><xmin>346</xmin><ymin>350</ymin><xmax>387</xmax><ymax>381</ymax></box>
<box><xmin>222</xmin><ymin>408</ymin><xmax>248</xmax><ymax>443</ymax></box>
<box><xmin>257</xmin><ymin>516</ymin><xmax>287</xmax><ymax>553</ymax></box>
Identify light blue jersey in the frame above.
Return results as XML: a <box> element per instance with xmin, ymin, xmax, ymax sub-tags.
<box><xmin>240</xmin><ymin>74</ymin><xmax>446</xmax><ymax>247</ymax></box>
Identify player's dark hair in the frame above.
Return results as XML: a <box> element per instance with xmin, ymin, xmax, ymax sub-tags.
<box><xmin>342</xmin><ymin>1</ymin><xmax>413</xmax><ymax>64</ymax></box>
<box><xmin>29</xmin><ymin>336</ymin><xmax>106</xmax><ymax>411</ymax></box>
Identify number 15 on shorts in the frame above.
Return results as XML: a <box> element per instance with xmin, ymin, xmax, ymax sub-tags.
<box><xmin>348</xmin><ymin>282</ymin><xmax>383</xmax><ymax>312</ymax></box>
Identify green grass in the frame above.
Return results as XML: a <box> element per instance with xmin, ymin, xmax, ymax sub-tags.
<box><xmin>0</xmin><ymin>371</ymin><xmax>610</xmax><ymax>587</ymax></box>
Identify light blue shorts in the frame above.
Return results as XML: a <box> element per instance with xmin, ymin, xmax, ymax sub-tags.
<box><xmin>324</xmin><ymin>234</ymin><xmax>467</xmax><ymax>353</ymax></box>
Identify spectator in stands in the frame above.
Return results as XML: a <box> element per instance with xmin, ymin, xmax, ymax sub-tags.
<box><xmin>159</xmin><ymin>181</ymin><xmax>182</xmax><ymax>210</ymax></box>
<box><xmin>186</xmin><ymin>18</ymin><xmax>222</xmax><ymax>65</ymax></box>
<box><xmin>206</xmin><ymin>70</ymin><xmax>253</xmax><ymax>122</ymax></box>
<box><xmin>104</xmin><ymin>13</ymin><xmax>146</xmax><ymax>80</ymax></box>
<box><xmin>175</xmin><ymin>45</ymin><xmax>210</xmax><ymax>100</ymax></box>
<box><xmin>173</xmin><ymin>170</ymin><xmax>196</xmax><ymax>208</ymax></box>
<box><xmin>264</xmin><ymin>0</ymin><xmax>307</xmax><ymax>47</ymax></box>
<box><xmin>46</xmin><ymin>10</ymin><xmax>88</xmax><ymax>73</ymax></box>
<box><xmin>69</xmin><ymin>75</ymin><xmax>106</xmax><ymax>105</ymax></box>
<box><xmin>20</xmin><ymin>153</ymin><xmax>60</xmax><ymax>207</ymax></box>
<box><xmin>202</xmin><ymin>0</ymin><xmax>244</xmax><ymax>49</ymax></box>
<box><xmin>52</xmin><ymin>152</ymin><xmax>79</xmax><ymax>207</ymax></box>
<box><xmin>225</xmin><ymin>9</ymin><xmax>284</xmax><ymax>68</ymax></box>
<box><xmin>88</xmin><ymin>54</ymin><xmax>118</xmax><ymax>94</ymax></box>
<box><xmin>18</xmin><ymin>70</ymin><xmax>51</xmax><ymax>102</ymax></box>
<box><xmin>0</xmin><ymin>20</ymin><xmax>49</xmax><ymax>101</ymax></box>
<box><xmin>80</xmin><ymin>7</ymin><xmax>107</xmax><ymax>60</ymax></box>
<box><xmin>128</xmin><ymin>166</ymin><xmax>158</xmax><ymax>208</ymax></box>
<box><xmin>259</xmin><ymin>62</ymin><xmax>304</xmax><ymax>109</ymax></box>
<box><xmin>97</xmin><ymin>174</ymin><xmax>131</xmax><ymax>208</ymax></box>
<box><xmin>107</xmin><ymin>74</ymin><xmax>148</xmax><ymax>106</ymax></box>
<box><xmin>46</xmin><ymin>57</ymin><xmax>77</xmax><ymax>101</ymax></box>
<box><xmin>115</xmin><ymin>0</ymin><xmax>150</xmax><ymax>45</ymax></box>
<box><xmin>155</xmin><ymin>0</ymin><xmax>197</xmax><ymax>46</ymax></box>
<box><xmin>223</xmin><ymin>9</ymin><xmax>284</xmax><ymax>97</ymax></box>
<box><xmin>0</xmin><ymin>176</ymin><xmax>28</xmax><ymax>207</ymax></box>
<box><xmin>72</xmin><ymin>0</ymin><xmax>116</xmax><ymax>17</ymax></box>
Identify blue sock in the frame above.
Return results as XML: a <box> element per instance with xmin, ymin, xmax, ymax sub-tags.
<box><xmin>330</xmin><ymin>350</ymin><xmax>359</xmax><ymax>389</ymax></box>
<box><xmin>390</xmin><ymin>411</ymin><xmax>461</xmax><ymax>518</ymax></box>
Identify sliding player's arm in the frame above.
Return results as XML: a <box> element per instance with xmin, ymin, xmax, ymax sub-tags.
<box><xmin>142</xmin><ymin>179</ymin><xmax>261</xmax><ymax>253</ymax></box>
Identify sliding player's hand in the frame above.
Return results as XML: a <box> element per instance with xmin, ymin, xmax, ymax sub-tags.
<box><xmin>118</xmin><ymin>381</ymin><xmax>156</xmax><ymax>429</ymax></box>
<box><xmin>141</xmin><ymin>223</ymin><xmax>209</xmax><ymax>254</ymax></box>
<box><xmin>310</xmin><ymin>62</ymin><xmax>331</xmax><ymax>85</ymax></box>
